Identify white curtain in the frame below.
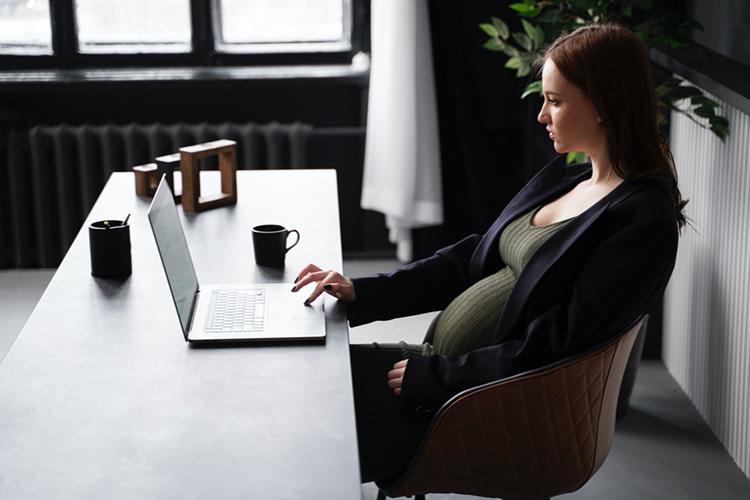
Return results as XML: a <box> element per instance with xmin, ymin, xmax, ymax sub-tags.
<box><xmin>362</xmin><ymin>0</ymin><xmax>442</xmax><ymax>263</ymax></box>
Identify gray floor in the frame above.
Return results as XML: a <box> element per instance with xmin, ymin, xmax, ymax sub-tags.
<box><xmin>2</xmin><ymin>260</ymin><xmax>750</xmax><ymax>499</ymax></box>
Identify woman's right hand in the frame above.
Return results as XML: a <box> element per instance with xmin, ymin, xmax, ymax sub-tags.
<box><xmin>292</xmin><ymin>263</ymin><xmax>356</xmax><ymax>305</ymax></box>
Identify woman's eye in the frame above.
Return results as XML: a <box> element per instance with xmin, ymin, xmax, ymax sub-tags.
<box><xmin>547</xmin><ymin>98</ymin><xmax>558</xmax><ymax>105</ymax></box>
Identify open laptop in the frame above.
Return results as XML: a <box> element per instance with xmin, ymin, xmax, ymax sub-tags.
<box><xmin>147</xmin><ymin>177</ymin><xmax>325</xmax><ymax>343</ymax></box>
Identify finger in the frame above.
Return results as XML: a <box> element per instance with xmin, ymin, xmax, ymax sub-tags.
<box><xmin>393</xmin><ymin>359</ymin><xmax>409</xmax><ymax>370</ymax></box>
<box><xmin>303</xmin><ymin>280</ymin><xmax>328</xmax><ymax>305</ymax></box>
<box><xmin>294</xmin><ymin>264</ymin><xmax>322</xmax><ymax>286</ymax></box>
<box><xmin>293</xmin><ymin>270</ymin><xmax>332</xmax><ymax>292</ymax></box>
<box><xmin>387</xmin><ymin>366</ymin><xmax>405</xmax><ymax>380</ymax></box>
<box><xmin>305</xmin><ymin>271</ymin><xmax>351</xmax><ymax>304</ymax></box>
<box><xmin>323</xmin><ymin>280</ymin><xmax>356</xmax><ymax>302</ymax></box>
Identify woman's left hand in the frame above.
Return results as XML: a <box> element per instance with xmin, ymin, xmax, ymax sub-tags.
<box><xmin>387</xmin><ymin>359</ymin><xmax>408</xmax><ymax>396</ymax></box>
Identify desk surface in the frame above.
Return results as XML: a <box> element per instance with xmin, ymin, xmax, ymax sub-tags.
<box><xmin>0</xmin><ymin>171</ymin><xmax>362</xmax><ymax>499</ymax></box>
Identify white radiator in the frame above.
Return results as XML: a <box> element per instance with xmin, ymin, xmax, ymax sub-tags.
<box><xmin>664</xmin><ymin>86</ymin><xmax>750</xmax><ymax>480</ymax></box>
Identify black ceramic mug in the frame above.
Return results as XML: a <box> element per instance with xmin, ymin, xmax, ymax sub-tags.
<box><xmin>252</xmin><ymin>224</ymin><xmax>300</xmax><ymax>268</ymax></box>
<box><xmin>89</xmin><ymin>219</ymin><xmax>132</xmax><ymax>278</ymax></box>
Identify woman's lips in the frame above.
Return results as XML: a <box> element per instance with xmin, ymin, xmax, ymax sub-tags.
<box><xmin>547</xmin><ymin>128</ymin><xmax>555</xmax><ymax>139</ymax></box>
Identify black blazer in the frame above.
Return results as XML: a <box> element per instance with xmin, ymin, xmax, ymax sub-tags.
<box><xmin>347</xmin><ymin>156</ymin><xmax>679</xmax><ymax>414</ymax></box>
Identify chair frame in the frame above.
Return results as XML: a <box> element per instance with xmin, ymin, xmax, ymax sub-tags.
<box><xmin>377</xmin><ymin>317</ymin><xmax>645</xmax><ymax>500</ymax></box>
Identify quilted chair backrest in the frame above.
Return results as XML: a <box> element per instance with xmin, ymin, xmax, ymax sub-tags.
<box><xmin>385</xmin><ymin>318</ymin><xmax>643</xmax><ymax>500</ymax></box>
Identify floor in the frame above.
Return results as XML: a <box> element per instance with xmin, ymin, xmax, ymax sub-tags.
<box><xmin>2</xmin><ymin>259</ymin><xmax>750</xmax><ymax>499</ymax></box>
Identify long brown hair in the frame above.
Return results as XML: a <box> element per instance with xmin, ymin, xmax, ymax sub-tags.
<box><xmin>539</xmin><ymin>23</ymin><xmax>687</xmax><ymax>229</ymax></box>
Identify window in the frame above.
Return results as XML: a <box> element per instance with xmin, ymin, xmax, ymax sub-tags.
<box><xmin>215</xmin><ymin>0</ymin><xmax>351</xmax><ymax>53</ymax></box>
<box><xmin>75</xmin><ymin>0</ymin><xmax>192</xmax><ymax>54</ymax></box>
<box><xmin>0</xmin><ymin>0</ymin><xmax>53</xmax><ymax>55</ymax></box>
<box><xmin>0</xmin><ymin>0</ymin><xmax>363</xmax><ymax>68</ymax></box>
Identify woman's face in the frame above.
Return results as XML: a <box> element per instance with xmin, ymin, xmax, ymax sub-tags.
<box><xmin>537</xmin><ymin>60</ymin><xmax>607</xmax><ymax>157</ymax></box>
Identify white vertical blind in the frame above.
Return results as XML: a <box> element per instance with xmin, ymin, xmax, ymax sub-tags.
<box><xmin>664</xmin><ymin>84</ymin><xmax>750</xmax><ymax>480</ymax></box>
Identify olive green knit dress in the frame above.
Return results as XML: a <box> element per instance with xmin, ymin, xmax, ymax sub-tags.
<box><xmin>432</xmin><ymin>207</ymin><xmax>571</xmax><ymax>356</ymax></box>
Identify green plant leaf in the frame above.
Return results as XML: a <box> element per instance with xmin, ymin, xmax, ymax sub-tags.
<box><xmin>690</xmin><ymin>95</ymin><xmax>719</xmax><ymax>107</ymax></box>
<box><xmin>501</xmin><ymin>44</ymin><xmax>521</xmax><ymax>58</ymax></box>
<box><xmin>512</xmin><ymin>32</ymin><xmax>533</xmax><ymax>51</ymax></box>
<box><xmin>711</xmin><ymin>123</ymin><xmax>730</xmax><ymax>139</ymax></box>
<box><xmin>519</xmin><ymin>9</ymin><xmax>542</xmax><ymax>19</ymax></box>
<box><xmin>510</xmin><ymin>3</ymin><xmax>532</xmax><ymax>12</ymax></box>
<box><xmin>483</xmin><ymin>38</ymin><xmax>505</xmax><ymax>51</ymax></box>
<box><xmin>491</xmin><ymin>16</ymin><xmax>510</xmax><ymax>40</ymax></box>
<box><xmin>669</xmin><ymin>86</ymin><xmax>703</xmax><ymax>100</ymax></box>
<box><xmin>505</xmin><ymin>57</ymin><xmax>522</xmax><ymax>69</ymax></box>
<box><xmin>479</xmin><ymin>23</ymin><xmax>499</xmax><ymax>37</ymax></box>
<box><xmin>711</xmin><ymin>116</ymin><xmax>729</xmax><ymax>127</ymax></box>
<box><xmin>517</xmin><ymin>62</ymin><xmax>531</xmax><ymax>77</ymax></box>
<box><xmin>681</xmin><ymin>19</ymin><xmax>705</xmax><ymax>32</ymax></box>
<box><xmin>537</xmin><ymin>10</ymin><xmax>564</xmax><ymax>23</ymax></box>
<box><xmin>693</xmin><ymin>105</ymin><xmax>715</xmax><ymax>118</ymax></box>
<box><xmin>533</xmin><ymin>25</ymin><xmax>545</xmax><ymax>48</ymax></box>
<box><xmin>522</xmin><ymin>19</ymin><xmax>535</xmax><ymax>40</ymax></box>
<box><xmin>521</xmin><ymin>80</ymin><xmax>543</xmax><ymax>99</ymax></box>
<box><xmin>566</xmin><ymin>151</ymin><xmax>587</xmax><ymax>164</ymax></box>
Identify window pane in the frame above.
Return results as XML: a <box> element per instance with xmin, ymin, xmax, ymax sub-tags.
<box><xmin>217</xmin><ymin>0</ymin><xmax>346</xmax><ymax>46</ymax></box>
<box><xmin>75</xmin><ymin>0</ymin><xmax>191</xmax><ymax>54</ymax></box>
<box><xmin>0</xmin><ymin>0</ymin><xmax>53</xmax><ymax>55</ymax></box>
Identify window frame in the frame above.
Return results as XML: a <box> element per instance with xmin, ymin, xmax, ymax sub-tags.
<box><xmin>0</xmin><ymin>0</ymin><xmax>367</xmax><ymax>70</ymax></box>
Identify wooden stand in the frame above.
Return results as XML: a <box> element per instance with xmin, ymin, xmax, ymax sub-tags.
<box><xmin>180</xmin><ymin>139</ymin><xmax>238</xmax><ymax>212</ymax></box>
<box><xmin>133</xmin><ymin>163</ymin><xmax>158</xmax><ymax>197</ymax></box>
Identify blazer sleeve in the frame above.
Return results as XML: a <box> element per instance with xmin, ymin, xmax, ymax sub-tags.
<box><xmin>399</xmin><ymin>212</ymin><xmax>679</xmax><ymax>414</ymax></box>
<box><xmin>346</xmin><ymin>234</ymin><xmax>483</xmax><ymax>327</ymax></box>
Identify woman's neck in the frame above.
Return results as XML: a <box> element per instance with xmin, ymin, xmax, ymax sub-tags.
<box><xmin>588</xmin><ymin>152</ymin><xmax>622</xmax><ymax>187</ymax></box>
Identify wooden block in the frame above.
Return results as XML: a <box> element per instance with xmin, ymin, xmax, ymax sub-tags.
<box><xmin>133</xmin><ymin>163</ymin><xmax>158</xmax><ymax>197</ymax></box>
<box><xmin>155</xmin><ymin>152</ymin><xmax>182</xmax><ymax>203</ymax></box>
<box><xmin>179</xmin><ymin>139</ymin><xmax>238</xmax><ymax>212</ymax></box>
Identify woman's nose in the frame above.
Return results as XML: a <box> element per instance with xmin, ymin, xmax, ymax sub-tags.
<box><xmin>537</xmin><ymin>106</ymin><xmax>548</xmax><ymax>124</ymax></box>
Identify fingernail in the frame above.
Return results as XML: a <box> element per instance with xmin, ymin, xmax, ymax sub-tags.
<box><xmin>294</xmin><ymin>277</ymin><xmax>299</xmax><ymax>284</ymax></box>
<box><xmin>323</xmin><ymin>284</ymin><xmax>332</xmax><ymax>290</ymax></box>
<box><xmin>291</xmin><ymin>286</ymin><xmax>297</xmax><ymax>292</ymax></box>
<box><xmin>303</xmin><ymin>299</ymin><xmax>310</xmax><ymax>306</ymax></box>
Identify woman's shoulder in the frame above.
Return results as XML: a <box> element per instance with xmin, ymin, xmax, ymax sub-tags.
<box><xmin>604</xmin><ymin>178</ymin><xmax>679</xmax><ymax>236</ymax></box>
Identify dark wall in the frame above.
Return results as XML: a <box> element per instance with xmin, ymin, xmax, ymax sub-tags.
<box><xmin>688</xmin><ymin>0</ymin><xmax>750</xmax><ymax>67</ymax></box>
<box><xmin>0</xmin><ymin>78</ymin><xmax>366</xmax><ymax>128</ymax></box>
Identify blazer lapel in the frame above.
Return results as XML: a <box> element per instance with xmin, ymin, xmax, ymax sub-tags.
<box><xmin>470</xmin><ymin>156</ymin><xmax>590</xmax><ymax>282</ymax></box>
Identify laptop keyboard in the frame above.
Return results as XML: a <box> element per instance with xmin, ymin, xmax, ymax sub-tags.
<box><xmin>205</xmin><ymin>289</ymin><xmax>266</xmax><ymax>333</ymax></box>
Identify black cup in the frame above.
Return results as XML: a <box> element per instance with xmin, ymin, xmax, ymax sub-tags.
<box><xmin>252</xmin><ymin>224</ymin><xmax>300</xmax><ymax>268</ymax></box>
<box><xmin>89</xmin><ymin>220</ymin><xmax>132</xmax><ymax>278</ymax></box>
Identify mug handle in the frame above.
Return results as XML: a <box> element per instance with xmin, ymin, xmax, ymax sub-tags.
<box><xmin>285</xmin><ymin>229</ymin><xmax>300</xmax><ymax>253</ymax></box>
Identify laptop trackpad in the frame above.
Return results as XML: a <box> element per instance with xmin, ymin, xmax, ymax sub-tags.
<box><xmin>268</xmin><ymin>297</ymin><xmax>324</xmax><ymax>324</ymax></box>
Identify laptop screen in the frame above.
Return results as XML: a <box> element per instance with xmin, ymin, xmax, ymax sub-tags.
<box><xmin>148</xmin><ymin>178</ymin><xmax>200</xmax><ymax>336</ymax></box>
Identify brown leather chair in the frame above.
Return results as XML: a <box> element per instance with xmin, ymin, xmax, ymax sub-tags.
<box><xmin>376</xmin><ymin>317</ymin><xmax>644</xmax><ymax>500</ymax></box>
